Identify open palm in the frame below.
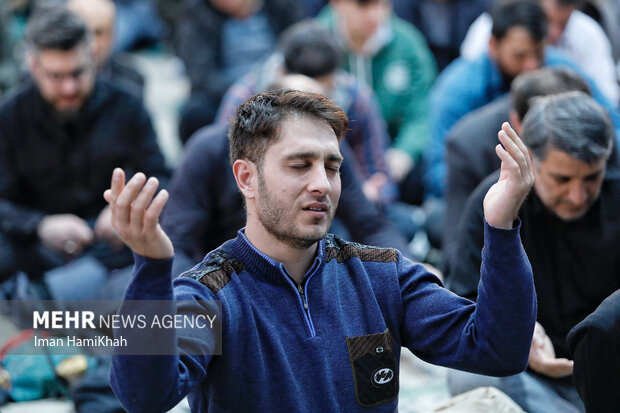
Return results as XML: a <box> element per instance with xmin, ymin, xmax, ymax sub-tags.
<box><xmin>483</xmin><ymin>123</ymin><xmax>535</xmax><ymax>229</ymax></box>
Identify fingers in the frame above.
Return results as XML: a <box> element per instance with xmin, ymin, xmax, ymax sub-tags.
<box><xmin>503</xmin><ymin>122</ymin><xmax>530</xmax><ymax>162</ymax></box>
<box><xmin>129</xmin><ymin>177</ymin><xmax>160</xmax><ymax>230</ymax></box>
<box><xmin>114</xmin><ymin>172</ymin><xmax>146</xmax><ymax>227</ymax></box>
<box><xmin>498</xmin><ymin>129</ymin><xmax>527</xmax><ymax>177</ymax></box>
<box><xmin>108</xmin><ymin>168</ymin><xmax>126</xmax><ymax>202</ymax></box>
<box><xmin>144</xmin><ymin>189</ymin><xmax>169</xmax><ymax>228</ymax></box>
<box><xmin>73</xmin><ymin>220</ymin><xmax>94</xmax><ymax>246</ymax></box>
<box><xmin>500</xmin><ymin>122</ymin><xmax>533</xmax><ymax>177</ymax></box>
<box><xmin>545</xmin><ymin>358</ymin><xmax>574</xmax><ymax>378</ymax></box>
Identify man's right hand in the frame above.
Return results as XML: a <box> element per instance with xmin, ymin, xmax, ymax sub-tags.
<box><xmin>103</xmin><ymin>168</ymin><xmax>173</xmax><ymax>260</ymax></box>
<box><xmin>528</xmin><ymin>322</ymin><xmax>574</xmax><ymax>378</ymax></box>
<box><xmin>37</xmin><ymin>214</ymin><xmax>94</xmax><ymax>256</ymax></box>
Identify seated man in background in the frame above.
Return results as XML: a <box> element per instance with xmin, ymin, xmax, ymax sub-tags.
<box><xmin>163</xmin><ymin>74</ymin><xmax>413</xmax><ymax>276</ymax></box>
<box><xmin>176</xmin><ymin>0</ymin><xmax>304</xmax><ymax>142</ymax></box>
<box><xmin>425</xmin><ymin>0</ymin><xmax>620</xmax><ymax>198</ymax></box>
<box><xmin>460</xmin><ymin>0</ymin><xmax>619</xmax><ymax>105</ymax></box>
<box><xmin>0</xmin><ymin>6</ymin><xmax>168</xmax><ymax>296</ymax></box>
<box><xmin>68</xmin><ymin>0</ymin><xmax>145</xmax><ymax>98</ymax></box>
<box><xmin>318</xmin><ymin>0</ymin><xmax>436</xmax><ymax>205</ymax></box>
<box><xmin>446</xmin><ymin>92</ymin><xmax>620</xmax><ymax>413</ymax></box>
<box><xmin>442</xmin><ymin>67</ymin><xmax>597</xmax><ymax>269</ymax></box>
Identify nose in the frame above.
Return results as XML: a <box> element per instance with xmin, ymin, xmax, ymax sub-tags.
<box><xmin>307</xmin><ymin>165</ymin><xmax>331</xmax><ymax>195</ymax></box>
<box><xmin>567</xmin><ymin>181</ymin><xmax>588</xmax><ymax>207</ymax></box>
<box><xmin>523</xmin><ymin>56</ymin><xmax>541</xmax><ymax>72</ymax></box>
<box><xmin>60</xmin><ymin>76</ymin><xmax>79</xmax><ymax>95</ymax></box>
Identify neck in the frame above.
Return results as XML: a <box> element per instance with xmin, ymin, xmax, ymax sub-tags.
<box><xmin>348</xmin><ymin>33</ymin><xmax>369</xmax><ymax>54</ymax></box>
<box><xmin>230</xmin><ymin>0</ymin><xmax>262</xmax><ymax>19</ymax></box>
<box><xmin>245</xmin><ymin>218</ymin><xmax>318</xmax><ymax>284</ymax></box>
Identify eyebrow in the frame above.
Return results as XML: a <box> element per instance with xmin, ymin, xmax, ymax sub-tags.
<box><xmin>284</xmin><ymin>152</ymin><xmax>344</xmax><ymax>164</ymax></box>
<box><xmin>549</xmin><ymin>168</ymin><xmax>604</xmax><ymax>180</ymax></box>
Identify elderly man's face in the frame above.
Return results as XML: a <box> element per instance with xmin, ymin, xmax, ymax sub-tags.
<box><xmin>253</xmin><ymin>116</ymin><xmax>342</xmax><ymax>249</ymax></box>
<box><xmin>490</xmin><ymin>27</ymin><xmax>545</xmax><ymax>83</ymax></box>
<box><xmin>533</xmin><ymin>149</ymin><xmax>607</xmax><ymax>220</ymax></box>
<box><xmin>30</xmin><ymin>45</ymin><xmax>96</xmax><ymax>116</ymax></box>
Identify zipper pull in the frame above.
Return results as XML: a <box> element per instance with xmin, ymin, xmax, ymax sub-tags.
<box><xmin>297</xmin><ymin>285</ymin><xmax>308</xmax><ymax>310</ymax></box>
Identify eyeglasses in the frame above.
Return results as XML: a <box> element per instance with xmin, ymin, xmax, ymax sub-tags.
<box><xmin>34</xmin><ymin>56</ymin><xmax>93</xmax><ymax>85</ymax></box>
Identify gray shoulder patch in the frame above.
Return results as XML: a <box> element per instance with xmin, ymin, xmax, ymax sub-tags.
<box><xmin>324</xmin><ymin>234</ymin><xmax>398</xmax><ymax>263</ymax></box>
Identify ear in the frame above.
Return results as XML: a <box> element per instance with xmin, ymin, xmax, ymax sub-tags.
<box><xmin>509</xmin><ymin>109</ymin><xmax>523</xmax><ymax>136</ymax></box>
<box><xmin>232</xmin><ymin>159</ymin><xmax>258</xmax><ymax>200</ymax></box>
<box><xmin>26</xmin><ymin>51</ymin><xmax>36</xmax><ymax>73</ymax></box>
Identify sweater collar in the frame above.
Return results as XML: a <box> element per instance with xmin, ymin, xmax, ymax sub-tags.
<box><xmin>225</xmin><ymin>228</ymin><xmax>326</xmax><ymax>282</ymax></box>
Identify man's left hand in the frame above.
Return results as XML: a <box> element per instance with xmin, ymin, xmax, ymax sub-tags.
<box><xmin>483</xmin><ymin>122</ymin><xmax>534</xmax><ymax>229</ymax></box>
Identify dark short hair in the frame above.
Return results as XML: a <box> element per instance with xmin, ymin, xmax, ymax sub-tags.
<box><xmin>229</xmin><ymin>89</ymin><xmax>348</xmax><ymax>167</ymax></box>
<box><xmin>279</xmin><ymin>20</ymin><xmax>340</xmax><ymax>78</ymax></box>
<box><xmin>26</xmin><ymin>5</ymin><xmax>90</xmax><ymax>52</ymax></box>
<box><xmin>491</xmin><ymin>0</ymin><xmax>548</xmax><ymax>42</ymax></box>
<box><xmin>522</xmin><ymin>91</ymin><xmax>614</xmax><ymax>163</ymax></box>
<box><xmin>555</xmin><ymin>0</ymin><xmax>584</xmax><ymax>7</ymax></box>
<box><xmin>511</xmin><ymin>67</ymin><xmax>591</xmax><ymax>120</ymax></box>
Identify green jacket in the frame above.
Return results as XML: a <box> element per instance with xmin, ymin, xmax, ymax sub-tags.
<box><xmin>318</xmin><ymin>7</ymin><xmax>436</xmax><ymax>160</ymax></box>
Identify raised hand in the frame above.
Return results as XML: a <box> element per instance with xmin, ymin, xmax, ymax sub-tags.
<box><xmin>103</xmin><ymin>168</ymin><xmax>173</xmax><ymax>260</ymax></box>
<box><xmin>483</xmin><ymin>122</ymin><xmax>535</xmax><ymax>229</ymax></box>
<box><xmin>528</xmin><ymin>322</ymin><xmax>574</xmax><ymax>378</ymax></box>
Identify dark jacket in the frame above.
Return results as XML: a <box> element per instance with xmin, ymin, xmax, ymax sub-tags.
<box><xmin>446</xmin><ymin>169</ymin><xmax>620</xmax><ymax>362</ymax></box>
<box><xmin>175</xmin><ymin>0</ymin><xmax>304</xmax><ymax>99</ymax></box>
<box><xmin>568</xmin><ymin>289</ymin><xmax>620</xmax><ymax>413</ymax></box>
<box><xmin>161</xmin><ymin>123</ymin><xmax>412</xmax><ymax>266</ymax></box>
<box><xmin>0</xmin><ymin>79</ymin><xmax>169</xmax><ymax>240</ymax></box>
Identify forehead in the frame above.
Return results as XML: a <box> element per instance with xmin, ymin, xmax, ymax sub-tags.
<box><xmin>538</xmin><ymin>149</ymin><xmax>607</xmax><ymax>176</ymax></box>
<box><xmin>265</xmin><ymin>116</ymin><xmax>341</xmax><ymax>159</ymax></box>
<box><xmin>36</xmin><ymin>46</ymin><xmax>90</xmax><ymax>68</ymax></box>
<box><xmin>498</xmin><ymin>26</ymin><xmax>541</xmax><ymax>50</ymax></box>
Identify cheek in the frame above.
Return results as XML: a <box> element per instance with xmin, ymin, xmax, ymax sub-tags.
<box><xmin>586</xmin><ymin>181</ymin><xmax>603</xmax><ymax>198</ymax></box>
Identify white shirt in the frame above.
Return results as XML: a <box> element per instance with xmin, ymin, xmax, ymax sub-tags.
<box><xmin>460</xmin><ymin>11</ymin><xmax>620</xmax><ymax>106</ymax></box>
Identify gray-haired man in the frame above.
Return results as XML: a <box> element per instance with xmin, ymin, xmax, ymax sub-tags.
<box><xmin>446</xmin><ymin>91</ymin><xmax>620</xmax><ymax>413</ymax></box>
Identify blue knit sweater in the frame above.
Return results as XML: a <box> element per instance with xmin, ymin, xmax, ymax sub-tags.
<box><xmin>110</xmin><ymin>223</ymin><xmax>535</xmax><ymax>412</ymax></box>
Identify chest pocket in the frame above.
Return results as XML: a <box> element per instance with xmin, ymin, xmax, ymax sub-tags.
<box><xmin>345</xmin><ymin>329</ymin><xmax>398</xmax><ymax>407</ymax></box>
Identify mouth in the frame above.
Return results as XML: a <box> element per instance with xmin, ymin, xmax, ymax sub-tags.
<box><xmin>302</xmin><ymin>202</ymin><xmax>329</xmax><ymax>217</ymax></box>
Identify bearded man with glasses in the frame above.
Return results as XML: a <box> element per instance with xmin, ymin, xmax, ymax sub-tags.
<box><xmin>0</xmin><ymin>5</ymin><xmax>169</xmax><ymax>296</ymax></box>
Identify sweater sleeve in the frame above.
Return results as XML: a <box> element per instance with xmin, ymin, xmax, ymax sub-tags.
<box><xmin>399</xmin><ymin>220</ymin><xmax>536</xmax><ymax>376</ymax></box>
<box><xmin>110</xmin><ymin>254</ymin><xmax>216</xmax><ymax>412</ymax></box>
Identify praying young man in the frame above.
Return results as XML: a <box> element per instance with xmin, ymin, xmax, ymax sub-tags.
<box><xmin>105</xmin><ymin>90</ymin><xmax>536</xmax><ymax>411</ymax></box>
